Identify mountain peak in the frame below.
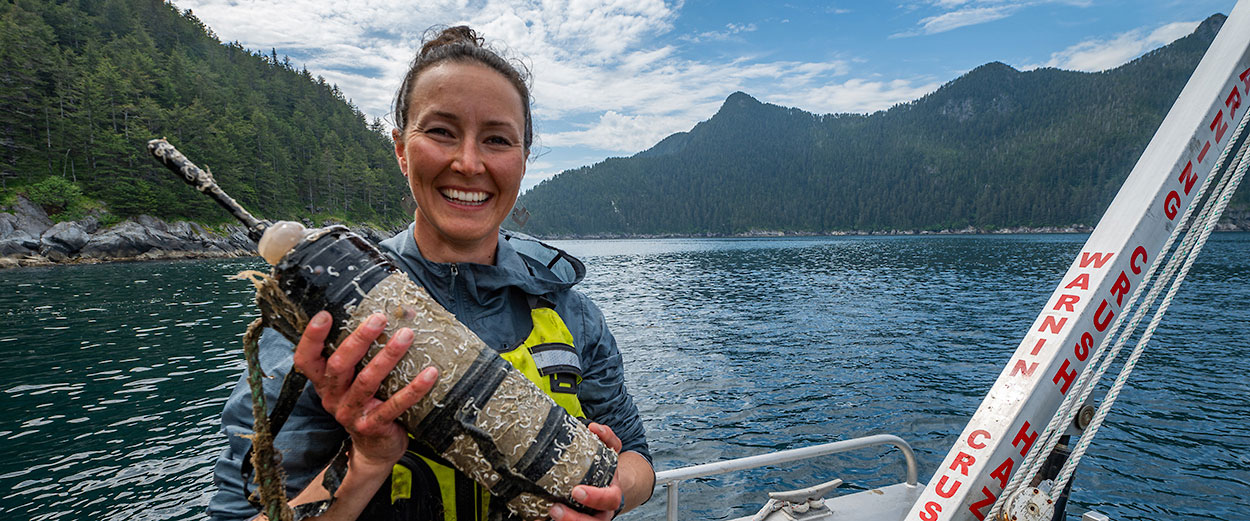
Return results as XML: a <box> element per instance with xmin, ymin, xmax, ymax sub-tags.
<box><xmin>725</xmin><ymin>91</ymin><xmax>760</xmax><ymax>105</ymax></box>
<box><xmin>968</xmin><ymin>61</ymin><xmax>1019</xmax><ymax>77</ymax></box>
<box><xmin>717</xmin><ymin>91</ymin><xmax>763</xmax><ymax>114</ymax></box>
<box><xmin>709</xmin><ymin>91</ymin><xmax>767</xmax><ymax>120</ymax></box>
<box><xmin>1196</xmin><ymin>13</ymin><xmax>1227</xmax><ymax>38</ymax></box>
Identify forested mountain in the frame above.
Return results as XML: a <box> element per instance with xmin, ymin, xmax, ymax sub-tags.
<box><xmin>0</xmin><ymin>0</ymin><xmax>407</xmax><ymax>227</ymax></box>
<box><xmin>519</xmin><ymin>14</ymin><xmax>1244</xmax><ymax>236</ymax></box>
<box><xmin>4</xmin><ymin>2</ymin><xmax>1238</xmax><ymax>236</ymax></box>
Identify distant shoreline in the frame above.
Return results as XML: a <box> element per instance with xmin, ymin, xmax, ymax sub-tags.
<box><xmin>1</xmin><ymin>249</ymin><xmax>255</xmax><ymax>269</ymax></box>
<box><xmin>6</xmin><ymin>221</ymin><xmax>1249</xmax><ymax>269</ymax></box>
<box><xmin>530</xmin><ymin>220</ymin><xmax>1250</xmax><ymax>240</ymax></box>
<box><xmin>535</xmin><ymin>224</ymin><xmax>1100</xmax><ymax>240</ymax></box>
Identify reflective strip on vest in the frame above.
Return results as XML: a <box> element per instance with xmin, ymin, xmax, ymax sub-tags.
<box><xmin>530</xmin><ymin>344</ymin><xmax>582</xmax><ymax>376</ymax></box>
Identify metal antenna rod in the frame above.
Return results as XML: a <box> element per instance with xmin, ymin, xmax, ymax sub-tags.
<box><xmin>146</xmin><ymin>138</ymin><xmax>271</xmax><ymax>242</ymax></box>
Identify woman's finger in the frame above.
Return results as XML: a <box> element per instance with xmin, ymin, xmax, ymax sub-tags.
<box><xmin>550</xmin><ymin>483</ymin><xmax>621</xmax><ymax>520</ymax></box>
<box><xmin>587</xmin><ymin>423</ymin><xmax>622</xmax><ymax>453</ymax></box>
<box><xmin>292</xmin><ymin>310</ymin><xmax>333</xmax><ymax>383</ymax></box>
<box><xmin>369</xmin><ymin>366</ymin><xmax>438</xmax><ymax>425</ymax></box>
<box><xmin>322</xmin><ymin>313</ymin><xmax>387</xmax><ymax>392</ymax></box>
<box><xmin>343</xmin><ymin>327</ymin><xmax>414</xmax><ymax>413</ymax></box>
<box><xmin>571</xmin><ymin>484</ymin><xmax>622</xmax><ymax>512</ymax></box>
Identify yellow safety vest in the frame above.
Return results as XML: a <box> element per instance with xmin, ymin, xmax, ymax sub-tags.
<box><xmin>386</xmin><ymin>300</ymin><xmax>585</xmax><ymax>521</ymax></box>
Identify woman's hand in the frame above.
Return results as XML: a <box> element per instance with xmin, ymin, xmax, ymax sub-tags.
<box><xmin>548</xmin><ymin>423</ymin><xmax>654</xmax><ymax>521</ymax></box>
<box><xmin>292</xmin><ymin>310</ymin><xmax>438</xmax><ymax>471</ymax></box>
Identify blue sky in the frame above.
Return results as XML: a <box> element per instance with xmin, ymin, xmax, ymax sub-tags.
<box><xmin>174</xmin><ymin>0</ymin><xmax>1236</xmax><ymax>192</ymax></box>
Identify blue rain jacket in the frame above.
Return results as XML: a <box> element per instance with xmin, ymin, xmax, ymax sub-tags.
<box><xmin>206</xmin><ymin>225</ymin><xmax>650</xmax><ymax>520</ymax></box>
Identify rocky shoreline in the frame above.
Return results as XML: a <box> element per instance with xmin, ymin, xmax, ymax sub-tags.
<box><xmin>4</xmin><ymin>196</ymin><xmax>1248</xmax><ymax>269</ymax></box>
<box><xmin>0</xmin><ymin>196</ymin><xmax>393</xmax><ymax>269</ymax></box>
<box><xmin>531</xmin><ymin>216</ymin><xmax>1250</xmax><ymax>240</ymax></box>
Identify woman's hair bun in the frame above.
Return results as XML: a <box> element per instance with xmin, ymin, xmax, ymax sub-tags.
<box><xmin>420</xmin><ymin>26</ymin><xmax>484</xmax><ymax>58</ymax></box>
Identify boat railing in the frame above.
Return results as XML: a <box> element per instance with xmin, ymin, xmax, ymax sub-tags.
<box><xmin>651</xmin><ymin>434</ymin><xmax>920</xmax><ymax>521</ymax></box>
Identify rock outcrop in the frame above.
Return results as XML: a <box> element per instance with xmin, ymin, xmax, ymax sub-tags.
<box><xmin>0</xmin><ymin>196</ymin><xmax>54</xmax><ymax>256</ymax></box>
<box><xmin>0</xmin><ymin>196</ymin><xmax>252</xmax><ymax>267</ymax></box>
<box><xmin>40</xmin><ymin>219</ymin><xmax>94</xmax><ymax>261</ymax></box>
<box><xmin>0</xmin><ymin>196</ymin><xmax>404</xmax><ymax>268</ymax></box>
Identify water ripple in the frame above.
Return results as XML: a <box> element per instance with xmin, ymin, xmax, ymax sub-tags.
<box><xmin>557</xmin><ymin>234</ymin><xmax>1250</xmax><ymax>520</ymax></box>
<box><xmin>0</xmin><ymin>239</ymin><xmax>1247</xmax><ymax>520</ymax></box>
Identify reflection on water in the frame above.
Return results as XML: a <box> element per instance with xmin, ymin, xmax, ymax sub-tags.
<box><xmin>0</xmin><ymin>258</ymin><xmax>266</xmax><ymax>520</ymax></box>
<box><xmin>1</xmin><ymin>235</ymin><xmax>1247</xmax><ymax>520</ymax></box>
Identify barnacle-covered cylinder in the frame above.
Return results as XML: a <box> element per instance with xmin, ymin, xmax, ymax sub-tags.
<box><xmin>263</xmin><ymin>224</ymin><xmax>617</xmax><ymax>518</ymax></box>
<box><xmin>145</xmin><ymin>139</ymin><xmax>615</xmax><ymax>517</ymax></box>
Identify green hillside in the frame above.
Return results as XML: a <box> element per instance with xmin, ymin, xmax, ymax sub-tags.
<box><xmin>518</xmin><ymin>14</ymin><xmax>1244</xmax><ymax>236</ymax></box>
<box><xmin>0</xmin><ymin>0</ymin><xmax>407</xmax><ymax>227</ymax></box>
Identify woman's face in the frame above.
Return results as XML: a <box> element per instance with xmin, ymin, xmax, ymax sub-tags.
<box><xmin>393</xmin><ymin>62</ymin><xmax>527</xmax><ymax>263</ymax></box>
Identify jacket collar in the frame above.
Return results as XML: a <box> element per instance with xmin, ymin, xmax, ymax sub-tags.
<box><xmin>378</xmin><ymin>224</ymin><xmax>583</xmax><ymax>302</ymax></box>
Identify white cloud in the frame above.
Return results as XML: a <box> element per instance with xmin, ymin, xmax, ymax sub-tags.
<box><xmin>527</xmin><ymin>58</ymin><xmax>937</xmax><ymax>154</ymax></box>
<box><xmin>177</xmin><ymin>0</ymin><xmax>678</xmax><ymax>123</ymax></box>
<box><xmin>543</xmin><ymin>111</ymin><xmax>691</xmax><ymax>152</ymax></box>
<box><xmin>526</xmin><ymin>56</ymin><xmax>859</xmax><ymax>152</ymax></box>
<box><xmin>915</xmin><ymin>6</ymin><xmax>1015</xmax><ymax>34</ymax></box>
<box><xmin>173</xmin><ymin>0</ymin><xmax>946</xmax><ymax>178</ymax></box>
<box><xmin>175</xmin><ymin>0</ymin><xmax>463</xmax><ymax>124</ymax></box>
<box><xmin>770</xmin><ymin>78</ymin><xmax>944</xmax><ymax>115</ymax></box>
<box><xmin>893</xmin><ymin>4</ymin><xmax>1016</xmax><ymax>37</ymax></box>
<box><xmin>1035</xmin><ymin>20</ymin><xmax>1200</xmax><ymax>72</ymax></box>
<box><xmin>893</xmin><ymin>0</ymin><xmax>1092</xmax><ymax>38</ymax></box>
<box><xmin>682</xmin><ymin>22</ymin><xmax>758</xmax><ymax>43</ymax></box>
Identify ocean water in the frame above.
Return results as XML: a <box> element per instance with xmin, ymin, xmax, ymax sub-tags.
<box><xmin>1</xmin><ymin>234</ymin><xmax>1246</xmax><ymax>520</ymax></box>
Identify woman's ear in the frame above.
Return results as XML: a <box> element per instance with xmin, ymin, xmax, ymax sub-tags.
<box><xmin>392</xmin><ymin>128</ymin><xmax>407</xmax><ymax>175</ymax></box>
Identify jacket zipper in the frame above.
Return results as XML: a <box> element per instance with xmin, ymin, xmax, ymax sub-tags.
<box><xmin>449</xmin><ymin>264</ymin><xmax>459</xmax><ymax>305</ymax></box>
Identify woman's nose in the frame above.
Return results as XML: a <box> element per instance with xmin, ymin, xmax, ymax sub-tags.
<box><xmin>451</xmin><ymin>141</ymin><xmax>486</xmax><ymax>176</ymax></box>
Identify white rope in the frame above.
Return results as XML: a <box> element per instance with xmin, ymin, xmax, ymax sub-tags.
<box><xmin>1052</xmin><ymin>120</ymin><xmax>1250</xmax><ymax>493</ymax></box>
<box><xmin>989</xmin><ymin>105</ymin><xmax>1250</xmax><ymax>519</ymax></box>
<box><xmin>992</xmin><ymin>112</ymin><xmax>1248</xmax><ymax>517</ymax></box>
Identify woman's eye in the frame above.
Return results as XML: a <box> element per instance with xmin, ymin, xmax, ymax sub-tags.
<box><xmin>426</xmin><ymin>128</ymin><xmax>452</xmax><ymax>137</ymax></box>
<box><xmin>487</xmin><ymin>136</ymin><xmax>513</xmax><ymax>146</ymax></box>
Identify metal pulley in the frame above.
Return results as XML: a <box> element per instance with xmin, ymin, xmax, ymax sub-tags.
<box><xmin>1076</xmin><ymin>405</ymin><xmax>1096</xmax><ymax>430</ymax></box>
<box><xmin>1002</xmin><ymin>483</ymin><xmax>1056</xmax><ymax>521</ymax></box>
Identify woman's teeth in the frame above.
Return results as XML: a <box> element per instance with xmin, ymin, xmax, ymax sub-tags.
<box><xmin>441</xmin><ymin>188</ymin><xmax>489</xmax><ymax>205</ymax></box>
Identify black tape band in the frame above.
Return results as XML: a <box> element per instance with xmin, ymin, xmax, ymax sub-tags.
<box><xmin>454</xmin><ymin>418</ymin><xmax>557</xmax><ymax>506</ymax></box>
<box><xmin>414</xmin><ymin>348</ymin><xmax>510</xmax><ymax>452</ymax></box>
<box><xmin>514</xmin><ymin>404</ymin><xmax>571</xmax><ymax>483</ymax></box>
<box><xmin>578</xmin><ymin>446</ymin><xmax>618</xmax><ymax>489</ymax></box>
<box><xmin>275</xmin><ymin>227</ymin><xmax>397</xmax><ymax>342</ymax></box>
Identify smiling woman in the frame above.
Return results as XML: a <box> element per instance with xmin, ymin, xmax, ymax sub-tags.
<box><xmin>394</xmin><ymin>61</ymin><xmax>529</xmax><ymax>265</ymax></box>
<box><xmin>206</xmin><ymin>26</ymin><xmax>655</xmax><ymax>521</ymax></box>
<box><xmin>390</xmin><ymin>26</ymin><xmax>534</xmax><ymax>266</ymax></box>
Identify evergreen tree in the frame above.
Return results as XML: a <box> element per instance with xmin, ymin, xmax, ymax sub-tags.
<box><xmin>0</xmin><ymin>0</ymin><xmax>408</xmax><ymax>227</ymax></box>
